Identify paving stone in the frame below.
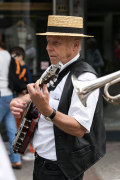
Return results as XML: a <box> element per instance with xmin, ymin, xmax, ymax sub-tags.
<box><xmin>84</xmin><ymin>168</ymin><xmax>101</xmax><ymax>180</ymax></box>
<box><xmin>92</xmin><ymin>142</ymin><xmax>120</xmax><ymax>180</ymax></box>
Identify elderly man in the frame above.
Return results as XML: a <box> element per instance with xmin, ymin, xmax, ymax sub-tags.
<box><xmin>10</xmin><ymin>15</ymin><xmax>106</xmax><ymax>180</ymax></box>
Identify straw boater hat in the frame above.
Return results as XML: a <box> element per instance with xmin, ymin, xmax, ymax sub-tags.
<box><xmin>36</xmin><ymin>15</ymin><xmax>93</xmax><ymax>37</ymax></box>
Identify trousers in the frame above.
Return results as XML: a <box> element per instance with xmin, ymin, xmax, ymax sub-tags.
<box><xmin>33</xmin><ymin>153</ymin><xmax>84</xmax><ymax>180</ymax></box>
<box><xmin>0</xmin><ymin>95</ymin><xmax>21</xmax><ymax>163</ymax></box>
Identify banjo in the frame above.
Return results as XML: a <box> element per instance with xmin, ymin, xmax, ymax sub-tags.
<box><xmin>12</xmin><ymin>61</ymin><xmax>62</xmax><ymax>155</ymax></box>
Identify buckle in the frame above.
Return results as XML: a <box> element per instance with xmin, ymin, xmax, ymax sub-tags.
<box><xmin>35</xmin><ymin>152</ymin><xmax>38</xmax><ymax>158</ymax></box>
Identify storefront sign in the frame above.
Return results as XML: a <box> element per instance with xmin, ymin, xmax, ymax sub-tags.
<box><xmin>57</xmin><ymin>4</ymin><xmax>67</xmax><ymax>12</ymax></box>
<box><xmin>41</xmin><ymin>61</ymin><xmax>49</xmax><ymax>70</ymax></box>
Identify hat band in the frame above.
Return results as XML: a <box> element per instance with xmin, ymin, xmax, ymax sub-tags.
<box><xmin>47</xmin><ymin>26</ymin><xmax>83</xmax><ymax>34</ymax></box>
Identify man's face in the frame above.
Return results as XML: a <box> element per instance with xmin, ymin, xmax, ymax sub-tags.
<box><xmin>46</xmin><ymin>36</ymin><xmax>74</xmax><ymax>65</ymax></box>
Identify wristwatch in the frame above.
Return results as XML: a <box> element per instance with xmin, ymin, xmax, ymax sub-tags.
<box><xmin>44</xmin><ymin>108</ymin><xmax>56</xmax><ymax>121</ymax></box>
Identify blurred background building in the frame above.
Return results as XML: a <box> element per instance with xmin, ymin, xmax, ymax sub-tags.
<box><xmin>0</xmin><ymin>0</ymin><xmax>120</xmax><ymax>142</ymax></box>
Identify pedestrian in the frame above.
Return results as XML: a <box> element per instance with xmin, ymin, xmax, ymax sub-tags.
<box><xmin>0</xmin><ymin>134</ymin><xmax>16</xmax><ymax>180</ymax></box>
<box><xmin>10</xmin><ymin>46</ymin><xmax>35</xmax><ymax>161</ymax></box>
<box><xmin>10</xmin><ymin>46</ymin><xmax>32</xmax><ymax>88</ymax></box>
<box><xmin>25</xmin><ymin>34</ymin><xmax>36</xmax><ymax>74</ymax></box>
<box><xmin>86</xmin><ymin>38</ymin><xmax>104</xmax><ymax>77</ymax></box>
<box><xmin>0</xmin><ymin>34</ymin><xmax>21</xmax><ymax>169</ymax></box>
<box><xmin>114</xmin><ymin>38</ymin><xmax>120</xmax><ymax>71</ymax></box>
<box><xmin>10</xmin><ymin>15</ymin><xmax>106</xmax><ymax>180</ymax></box>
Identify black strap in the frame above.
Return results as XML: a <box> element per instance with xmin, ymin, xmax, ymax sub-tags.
<box><xmin>50</xmin><ymin>108</ymin><xmax>56</xmax><ymax>120</ymax></box>
<box><xmin>48</xmin><ymin>59</ymin><xmax>81</xmax><ymax>91</ymax></box>
<box><xmin>47</xmin><ymin>26</ymin><xmax>83</xmax><ymax>34</ymax></box>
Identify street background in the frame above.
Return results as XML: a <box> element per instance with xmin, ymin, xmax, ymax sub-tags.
<box><xmin>1</xmin><ymin>1</ymin><xmax>120</xmax><ymax>179</ymax></box>
<box><xmin>7</xmin><ymin>141</ymin><xmax>119</xmax><ymax>180</ymax></box>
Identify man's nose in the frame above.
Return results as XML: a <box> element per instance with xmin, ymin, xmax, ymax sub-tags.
<box><xmin>46</xmin><ymin>42</ymin><xmax>53</xmax><ymax>51</ymax></box>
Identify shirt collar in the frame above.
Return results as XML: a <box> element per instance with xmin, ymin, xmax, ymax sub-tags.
<box><xmin>59</xmin><ymin>53</ymin><xmax>80</xmax><ymax>73</ymax></box>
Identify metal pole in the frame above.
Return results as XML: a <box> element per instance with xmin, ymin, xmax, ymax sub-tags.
<box><xmin>83</xmin><ymin>0</ymin><xmax>87</xmax><ymax>59</ymax></box>
<box><xmin>53</xmin><ymin>0</ymin><xmax>56</xmax><ymax>15</ymax></box>
<box><xmin>69</xmin><ymin>0</ymin><xmax>73</xmax><ymax>16</ymax></box>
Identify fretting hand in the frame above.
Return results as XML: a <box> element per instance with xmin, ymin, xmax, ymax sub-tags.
<box><xmin>27</xmin><ymin>80</ymin><xmax>53</xmax><ymax>117</ymax></box>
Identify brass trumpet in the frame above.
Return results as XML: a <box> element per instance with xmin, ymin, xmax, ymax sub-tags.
<box><xmin>71</xmin><ymin>71</ymin><xmax>120</xmax><ymax>107</ymax></box>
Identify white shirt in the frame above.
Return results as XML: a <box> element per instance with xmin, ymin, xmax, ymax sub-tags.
<box><xmin>0</xmin><ymin>135</ymin><xmax>16</xmax><ymax>180</ymax></box>
<box><xmin>32</xmin><ymin>54</ymin><xmax>99</xmax><ymax>161</ymax></box>
<box><xmin>0</xmin><ymin>50</ymin><xmax>12</xmax><ymax>96</ymax></box>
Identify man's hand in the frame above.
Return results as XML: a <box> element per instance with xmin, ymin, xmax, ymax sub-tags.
<box><xmin>27</xmin><ymin>80</ymin><xmax>53</xmax><ymax>117</ymax></box>
<box><xmin>10</xmin><ymin>98</ymin><xmax>27</xmax><ymax>118</ymax></box>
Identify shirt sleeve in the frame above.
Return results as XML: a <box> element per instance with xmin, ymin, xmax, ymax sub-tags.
<box><xmin>68</xmin><ymin>72</ymin><xmax>99</xmax><ymax>133</ymax></box>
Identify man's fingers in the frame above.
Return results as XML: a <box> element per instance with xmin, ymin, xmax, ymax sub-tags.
<box><xmin>12</xmin><ymin>99</ymin><xmax>27</xmax><ymax>107</ymax></box>
<box><xmin>11</xmin><ymin>106</ymin><xmax>23</xmax><ymax>112</ymax></box>
<box><xmin>11</xmin><ymin>102</ymin><xmax>27</xmax><ymax>111</ymax></box>
<box><xmin>27</xmin><ymin>80</ymin><xmax>41</xmax><ymax>96</ymax></box>
<box><xmin>17</xmin><ymin>102</ymin><xmax>27</xmax><ymax>109</ymax></box>
<box><xmin>11</xmin><ymin>111</ymin><xmax>22</xmax><ymax>118</ymax></box>
<box><xmin>34</xmin><ymin>79</ymin><xmax>41</xmax><ymax>91</ymax></box>
<box><xmin>27</xmin><ymin>83</ymin><xmax>35</xmax><ymax>92</ymax></box>
<box><xmin>27</xmin><ymin>83</ymin><xmax>35</xmax><ymax>88</ymax></box>
<box><xmin>42</xmin><ymin>84</ymin><xmax>48</xmax><ymax>95</ymax></box>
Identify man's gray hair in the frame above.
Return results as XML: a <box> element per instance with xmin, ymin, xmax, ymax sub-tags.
<box><xmin>67</xmin><ymin>36</ymin><xmax>82</xmax><ymax>51</ymax></box>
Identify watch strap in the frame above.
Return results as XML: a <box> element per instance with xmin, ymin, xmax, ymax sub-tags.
<box><xmin>45</xmin><ymin>108</ymin><xmax>56</xmax><ymax>121</ymax></box>
<box><xmin>49</xmin><ymin>108</ymin><xmax>56</xmax><ymax>120</ymax></box>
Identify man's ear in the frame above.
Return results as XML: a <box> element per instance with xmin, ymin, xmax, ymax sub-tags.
<box><xmin>73</xmin><ymin>39</ymin><xmax>80</xmax><ymax>51</ymax></box>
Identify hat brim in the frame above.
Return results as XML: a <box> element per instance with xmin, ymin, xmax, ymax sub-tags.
<box><xmin>36</xmin><ymin>32</ymin><xmax>94</xmax><ymax>37</ymax></box>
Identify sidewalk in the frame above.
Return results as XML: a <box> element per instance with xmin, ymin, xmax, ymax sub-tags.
<box><xmin>11</xmin><ymin>141</ymin><xmax>120</xmax><ymax>180</ymax></box>
<box><xmin>91</xmin><ymin>142</ymin><xmax>120</xmax><ymax>180</ymax></box>
<box><xmin>84</xmin><ymin>168</ymin><xmax>101</xmax><ymax>180</ymax></box>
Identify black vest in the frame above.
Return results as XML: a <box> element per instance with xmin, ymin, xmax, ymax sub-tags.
<box><xmin>53</xmin><ymin>58</ymin><xmax>106</xmax><ymax>180</ymax></box>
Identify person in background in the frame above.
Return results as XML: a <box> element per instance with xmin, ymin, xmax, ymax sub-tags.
<box><xmin>10</xmin><ymin>46</ymin><xmax>35</xmax><ymax>161</ymax></box>
<box><xmin>86</xmin><ymin>38</ymin><xmax>104</xmax><ymax>77</ymax></box>
<box><xmin>10</xmin><ymin>46</ymin><xmax>32</xmax><ymax>87</ymax></box>
<box><xmin>0</xmin><ymin>134</ymin><xmax>16</xmax><ymax>180</ymax></box>
<box><xmin>25</xmin><ymin>34</ymin><xmax>36</xmax><ymax>74</ymax></box>
<box><xmin>10</xmin><ymin>15</ymin><xmax>106</xmax><ymax>180</ymax></box>
<box><xmin>0</xmin><ymin>34</ymin><xmax>21</xmax><ymax>169</ymax></box>
<box><xmin>114</xmin><ymin>38</ymin><xmax>120</xmax><ymax>71</ymax></box>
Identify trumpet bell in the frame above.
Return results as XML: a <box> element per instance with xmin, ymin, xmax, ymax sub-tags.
<box><xmin>71</xmin><ymin>70</ymin><xmax>120</xmax><ymax>107</ymax></box>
